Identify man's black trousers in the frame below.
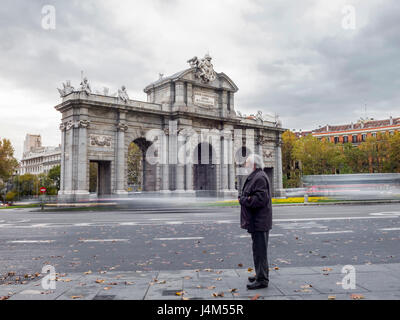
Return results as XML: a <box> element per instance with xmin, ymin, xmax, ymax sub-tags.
<box><xmin>251</xmin><ymin>231</ymin><xmax>270</xmax><ymax>284</ymax></box>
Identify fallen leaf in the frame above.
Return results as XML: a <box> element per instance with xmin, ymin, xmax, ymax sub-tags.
<box><xmin>212</xmin><ymin>292</ymin><xmax>224</xmax><ymax>297</ymax></box>
<box><xmin>95</xmin><ymin>279</ymin><xmax>105</xmax><ymax>284</ymax></box>
<box><xmin>350</xmin><ymin>294</ymin><xmax>365</xmax><ymax>300</ymax></box>
<box><xmin>175</xmin><ymin>291</ymin><xmax>184</xmax><ymax>296</ymax></box>
<box><xmin>251</xmin><ymin>294</ymin><xmax>261</xmax><ymax>300</ymax></box>
<box><xmin>84</xmin><ymin>270</ymin><xmax>92</xmax><ymax>275</ymax></box>
<box><xmin>238</xmin><ymin>263</ymin><xmax>243</xmax><ymax>267</ymax></box>
<box><xmin>328</xmin><ymin>296</ymin><xmax>336</xmax><ymax>300</ymax></box>
<box><xmin>207</xmin><ymin>286</ymin><xmax>216</xmax><ymax>290</ymax></box>
<box><xmin>229</xmin><ymin>288</ymin><xmax>238</xmax><ymax>293</ymax></box>
<box><xmin>71</xmin><ymin>295</ymin><xmax>83</xmax><ymax>299</ymax></box>
<box><xmin>103</xmin><ymin>287</ymin><xmax>112</xmax><ymax>290</ymax></box>
<box><xmin>247</xmin><ymin>268</ymin><xmax>253</xmax><ymax>272</ymax></box>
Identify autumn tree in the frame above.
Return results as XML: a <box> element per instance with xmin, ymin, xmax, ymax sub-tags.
<box><xmin>282</xmin><ymin>130</ymin><xmax>301</xmax><ymax>187</ymax></box>
<box><xmin>0</xmin><ymin>138</ymin><xmax>18</xmax><ymax>183</ymax></box>
<box><xmin>127</xmin><ymin>142</ymin><xmax>142</xmax><ymax>190</ymax></box>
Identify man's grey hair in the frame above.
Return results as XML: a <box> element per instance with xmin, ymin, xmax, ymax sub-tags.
<box><xmin>245</xmin><ymin>153</ymin><xmax>264</xmax><ymax>169</ymax></box>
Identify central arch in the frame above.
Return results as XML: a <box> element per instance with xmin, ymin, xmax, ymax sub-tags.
<box><xmin>193</xmin><ymin>142</ymin><xmax>217</xmax><ymax>194</ymax></box>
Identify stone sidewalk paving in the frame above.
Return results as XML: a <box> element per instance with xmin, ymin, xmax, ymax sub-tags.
<box><xmin>1</xmin><ymin>263</ymin><xmax>400</xmax><ymax>300</ymax></box>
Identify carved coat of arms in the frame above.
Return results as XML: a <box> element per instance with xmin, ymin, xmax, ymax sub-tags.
<box><xmin>187</xmin><ymin>54</ymin><xmax>217</xmax><ymax>83</ymax></box>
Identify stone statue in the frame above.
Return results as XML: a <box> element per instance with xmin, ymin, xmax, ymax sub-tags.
<box><xmin>187</xmin><ymin>56</ymin><xmax>199</xmax><ymax>68</ymax></box>
<box><xmin>188</xmin><ymin>54</ymin><xmax>217</xmax><ymax>83</ymax></box>
<box><xmin>57</xmin><ymin>80</ymin><xmax>74</xmax><ymax>97</ymax></box>
<box><xmin>118</xmin><ymin>85</ymin><xmax>129</xmax><ymax>103</ymax></box>
<box><xmin>256</xmin><ymin>110</ymin><xmax>263</xmax><ymax>121</ymax></box>
<box><xmin>80</xmin><ymin>77</ymin><xmax>91</xmax><ymax>95</ymax></box>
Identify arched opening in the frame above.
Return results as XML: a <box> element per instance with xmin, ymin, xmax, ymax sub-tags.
<box><xmin>193</xmin><ymin>142</ymin><xmax>217</xmax><ymax>194</ymax></box>
<box><xmin>127</xmin><ymin>137</ymin><xmax>157</xmax><ymax>192</ymax></box>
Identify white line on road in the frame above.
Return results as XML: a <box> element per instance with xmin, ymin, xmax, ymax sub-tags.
<box><xmin>274</xmin><ymin>216</ymin><xmax>399</xmax><ymax>222</ymax></box>
<box><xmin>379</xmin><ymin>227</ymin><xmax>400</xmax><ymax>231</ymax></box>
<box><xmin>78</xmin><ymin>239</ymin><xmax>130</xmax><ymax>243</ymax></box>
<box><xmin>7</xmin><ymin>240</ymin><xmax>55</xmax><ymax>244</ymax></box>
<box><xmin>119</xmin><ymin>222</ymin><xmax>138</xmax><ymax>226</ymax></box>
<box><xmin>154</xmin><ymin>237</ymin><xmax>204</xmax><ymax>241</ymax></box>
<box><xmin>307</xmin><ymin>230</ymin><xmax>354</xmax><ymax>235</ymax></box>
<box><xmin>236</xmin><ymin>234</ymin><xmax>284</xmax><ymax>238</ymax></box>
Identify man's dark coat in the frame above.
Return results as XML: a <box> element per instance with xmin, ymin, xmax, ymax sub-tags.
<box><xmin>239</xmin><ymin>168</ymin><xmax>272</xmax><ymax>232</ymax></box>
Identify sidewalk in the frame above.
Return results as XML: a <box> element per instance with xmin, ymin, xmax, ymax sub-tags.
<box><xmin>1</xmin><ymin>263</ymin><xmax>400</xmax><ymax>300</ymax></box>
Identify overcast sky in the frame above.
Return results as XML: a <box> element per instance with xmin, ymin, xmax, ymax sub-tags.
<box><xmin>1</xmin><ymin>0</ymin><xmax>399</xmax><ymax>159</ymax></box>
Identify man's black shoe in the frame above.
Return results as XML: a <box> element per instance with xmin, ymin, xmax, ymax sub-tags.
<box><xmin>247</xmin><ymin>281</ymin><xmax>268</xmax><ymax>290</ymax></box>
<box><xmin>248</xmin><ymin>276</ymin><xmax>256</xmax><ymax>283</ymax></box>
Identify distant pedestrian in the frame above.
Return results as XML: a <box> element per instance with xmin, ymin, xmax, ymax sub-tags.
<box><xmin>238</xmin><ymin>154</ymin><xmax>272</xmax><ymax>290</ymax></box>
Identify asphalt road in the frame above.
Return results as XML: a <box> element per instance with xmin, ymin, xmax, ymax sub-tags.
<box><xmin>1</xmin><ymin>203</ymin><xmax>400</xmax><ymax>280</ymax></box>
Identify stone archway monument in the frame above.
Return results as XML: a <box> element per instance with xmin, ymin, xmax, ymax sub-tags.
<box><xmin>55</xmin><ymin>54</ymin><xmax>285</xmax><ymax>200</ymax></box>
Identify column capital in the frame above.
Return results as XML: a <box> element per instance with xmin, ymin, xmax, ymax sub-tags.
<box><xmin>117</xmin><ymin>122</ymin><xmax>129</xmax><ymax>132</ymax></box>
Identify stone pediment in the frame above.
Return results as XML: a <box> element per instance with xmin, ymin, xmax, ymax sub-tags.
<box><xmin>144</xmin><ymin>55</ymin><xmax>238</xmax><ymax>94</ymax></box>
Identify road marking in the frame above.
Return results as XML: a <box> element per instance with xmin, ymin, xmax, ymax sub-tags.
<box><xmin>236</xmin><ymin>234</ymin><xmax>284</xmax><ymax>238</ymax></box>
<box><xmin>165</xmin><ymin>221</ymin><xmax>183</xmax><ymax>225</ymax></box>
<box><xmin>274</xmin><ymin>216</ymin><xmax>399</xmax><ymax>222</ymax></box>
<box><xmin>119</xmin><ymin>222</ymin><xmax>138</xmax><ymax>226</ymax></box>
<box><xmin>275</xmin><ymin>221</ymin><xmax>327</xmax><ymax>230</ymax></box>
<box><xmin>379</xmin><ymin>227</ymin><xmax>400</xmax><ymax>231</ymax></box>
<box><xmin>30</xmin><ymin>224</ymin><xmax>49</xmax><ymax>228</ymax></box>
<box><xmin>308</xmin><ymin>230</ymin><xmax>354</xmax><ymax>235</ymax></box>
<box><xmin>369</xmin><ymin>212</ymin><xmax>400</xmax><ymax>216</ymax></box>
<box><xmin>78</xmin><ymin>239</ymin><xmax>130</xmax><ymax>243</ymax></box>
<box><xmin>74</xmin><ymin>223</ymin><xmax>92</xmax><ymax>226</ymax></box>
<box><xmin>7</xmin><ymin>240</ymin><xmax>55</xmax><ymax>244</ymax></box>
<box><xmin>154</xmin><ymin>237</ymin><xmax>204</xmax><ymax>241</ymax></box>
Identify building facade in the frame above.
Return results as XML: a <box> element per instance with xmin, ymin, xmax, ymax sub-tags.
<box><xmin>55</xmin><ymin>55</ymin><xmax>285</xmax><ymax>199</ymax></box>
<box><xmin>19</xmin><ymin>134</ymin><xmax>61</xmax><ymax>175</ymax></box>
<box><xmin>297</xmin><ymin>116</ymin><xmax>400</xmax><ymax>144</ymax></box>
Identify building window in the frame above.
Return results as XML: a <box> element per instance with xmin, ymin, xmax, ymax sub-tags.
<box><xmin>372</xmin><ymin>132</ymin><xmax>377</xmax><ymax>138</ymax></box>
<box><xmin>352</xmin><ymin>135</ymin><xmax>357</xmax><ymax>143</ymax></box>
<box><xmin>361</xmin><ymin>134</ymin><xmax>367</xmax><ymax>142</ymax></box>
<box><xmin>343</xmin><ymin>136</ymin><xmax>348</xmax><ymax>143</ymax></box>
<box><xmin>334</xmin><ymin>136</ymin><xmax>339</xmax><ymax>144</ymax></box>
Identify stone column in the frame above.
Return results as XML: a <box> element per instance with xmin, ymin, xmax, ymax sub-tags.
<box><xmin>115</xmin><ymin>117</ymin><xmax>128</xmax><ymax>195</ymax></box>
<box><xmin>160</xmin><ymin>128</ymin><xmax>170</xmax><ymax>192</ymax></box>
<box><xmin>228</xmin><ymin>132</ymin><xmax>236</xmax><ymax>192</ymax></box>
<box><xmin>185</xmin><ymin>132</ymin><xmax>194</xmax><ymax>192</ymax></box>
<box><xmin>65</xmin><ymin>120</ymin><xmax>74</xmax><ymax>193</ymax></box>
<box><xmin>220</xmin><ymin>135</ymin><xmax>229</xmax><ymax>191</ymax></box>
<box><xmin>58</xmin><ymin>122</ymin><xmax>66</xmax><ymax>195</ymax></box>
<box><xmin>76</xmin><ymin>118</ymin><xmax>90</xmax><ymax>195</ymax></box>
<box><xmin>175</xmin><ymin>130</ymin><xmax>185</xmax><ymax>192</ymax></box>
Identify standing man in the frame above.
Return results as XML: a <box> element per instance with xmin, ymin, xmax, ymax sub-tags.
<box><xmin>238</xmin><ymin>154</ymin><xmax>272</xmax><ymax>290</ymax></box>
